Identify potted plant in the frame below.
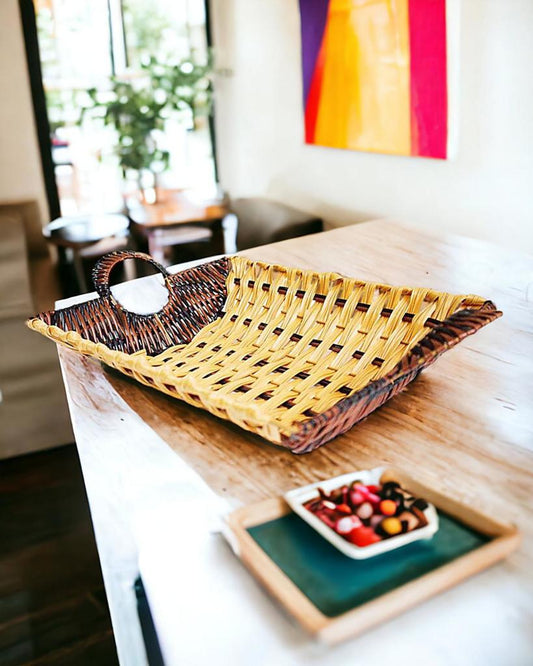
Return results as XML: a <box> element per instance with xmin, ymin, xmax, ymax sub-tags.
<box><xmin>81</xmin><ymin>55</ymin><xmax>212</xmax><ymax>202</ymax></box>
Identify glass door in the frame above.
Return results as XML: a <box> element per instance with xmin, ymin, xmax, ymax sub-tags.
<box><xmin>35</xmin><ymin>0</ymin><xmax>215</xmax><ymax>216</ymax></box>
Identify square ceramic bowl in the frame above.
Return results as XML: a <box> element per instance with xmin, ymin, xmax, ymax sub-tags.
<box><xmin>284</xmin><ymin>467</ymin><xmax>439</xmax><ymax>560</ymax></box>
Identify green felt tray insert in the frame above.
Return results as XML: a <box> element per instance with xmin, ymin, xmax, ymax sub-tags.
<box><xmin>247</xmin><ymin>512</ymin><xmax>490</xmax><ymax>618</ymax></box>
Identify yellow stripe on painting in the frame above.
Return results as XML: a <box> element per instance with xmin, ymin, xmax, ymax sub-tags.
<box><xmin>314</xmin><ymin>0</ymin><xmax>411</xmax><ymax>155</ymax></box>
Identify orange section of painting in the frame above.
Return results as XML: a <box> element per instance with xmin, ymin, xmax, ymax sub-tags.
<box><xmin>314</xmin><ymin>0</ymin><xmax>411</xmax><ymax>155</ymax></box>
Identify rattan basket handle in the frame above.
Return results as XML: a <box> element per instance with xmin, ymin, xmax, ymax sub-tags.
<box><xmin>92</xmin><ymin>251</ymin><xmax>171</xmax><ymax>313</ymax></box>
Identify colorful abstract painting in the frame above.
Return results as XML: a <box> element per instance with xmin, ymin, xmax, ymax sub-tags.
<box><xmin>299</xmin><ymin>0</ymin><xmax>448</xmax><ymax>159</ymax></box>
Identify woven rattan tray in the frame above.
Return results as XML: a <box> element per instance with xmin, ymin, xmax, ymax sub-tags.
<box><xmin>28</xmin><ymin>251</ymin><xmax>501</xmax><ymax>454</ymax></box>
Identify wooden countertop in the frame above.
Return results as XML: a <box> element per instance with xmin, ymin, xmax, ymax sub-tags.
<box><xmin>56</xmin><ymin>221</ymin><xmax>533</xmax><ymax>665</ymax></box>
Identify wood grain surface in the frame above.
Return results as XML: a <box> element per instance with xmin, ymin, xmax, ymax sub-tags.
<box><xmin>126</xmin><ymin>188</ymin><xmax>228</xmax><ymax>228</ymax></box>
<box><xmin>0</xmin><ymin>446</ymin><xmax>117</xmax><ymax>665</ymax></box>
<box><xmin>57</xmin><ymin>221</ymin><xmax>533</xmax><ymax>662</ymax></box>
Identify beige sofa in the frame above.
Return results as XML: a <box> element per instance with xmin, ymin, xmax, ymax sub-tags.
<box><xmin>0</xmin><ymin>200</ymin><xmax>73</xmax><ymax>458</ymax></box>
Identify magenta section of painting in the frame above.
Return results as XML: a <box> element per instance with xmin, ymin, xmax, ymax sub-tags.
<box><xmin>409</xmin><ymin>0</ymin><xmax>448</xmax><ymax>158</ymax></box>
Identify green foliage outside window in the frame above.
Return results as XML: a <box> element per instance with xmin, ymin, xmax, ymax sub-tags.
<box><xmin>121</xmin><ymin>0</ymin><xmax>175</xmax><ymax>68</ymax></box>
<box><xmin>81</xmin><ymin>55</ymin><xmax>212</xmax><ymax>182</ymax></box>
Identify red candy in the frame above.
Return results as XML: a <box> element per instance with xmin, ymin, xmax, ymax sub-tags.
<box><xmin>347</xmin><ymin>526</ymin><xmax>381</xmax><ymax>547</ymax></box>
<box><xmin>315</xmin><ymin>512</ymin><xmax>336</xmax><ymax>529</ymax></box>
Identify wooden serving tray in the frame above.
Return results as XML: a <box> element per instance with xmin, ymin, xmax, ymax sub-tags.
<box><xmin>224</xmin><ymin>469</ymin><xmax>520</xmax><ymax>644</ymax></box>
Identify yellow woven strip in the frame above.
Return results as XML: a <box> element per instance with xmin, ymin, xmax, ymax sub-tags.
<box><xmin>27</xmin><ymin>257</ymin><xmax>486</xmax><ymax>443</ymax></box>
<box><xmin>26</xmin><ymin>318</ymin><xmax>284</xmax><ymax>442</ymax></box>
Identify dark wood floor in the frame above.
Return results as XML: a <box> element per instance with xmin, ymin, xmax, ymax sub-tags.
<box><xmin>0</xmin><ymin>445</ymin><xmax>118</xmax><ymax>665</ymax></box>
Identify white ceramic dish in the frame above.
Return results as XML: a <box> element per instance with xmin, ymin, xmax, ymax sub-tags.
<box><xmin>284</xmin><ymin>467</ymin><xmax>439</xmax><ymax>560</ymax></box>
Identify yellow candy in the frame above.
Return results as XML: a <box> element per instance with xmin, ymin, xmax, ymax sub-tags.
<box><xmin>381</xmin><ymin>517</ymin><xmax>402</xmax><ymax>536</ymax></box>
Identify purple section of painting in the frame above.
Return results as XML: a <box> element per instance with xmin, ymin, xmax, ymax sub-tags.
<box><xmin>299</xmin><ymin>0</ymin><xmax>330</xmax><ymax>105</ymax></box>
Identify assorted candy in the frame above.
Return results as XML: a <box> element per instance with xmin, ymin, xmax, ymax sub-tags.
<box><xmin>303</xmin><ymin>479</ymin><xmax>429</xmax><ymax>547</ymax></box>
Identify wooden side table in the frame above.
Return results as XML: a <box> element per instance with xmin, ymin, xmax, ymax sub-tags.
<box><xmin>43</xmin><ymin>213</ymin><xmax>130</xmax><ymax>293</ymax></box>
<box><xmin>125</xmin><ymin>188</ymin><xmax>230</xmax><ymax>265</ymax></box>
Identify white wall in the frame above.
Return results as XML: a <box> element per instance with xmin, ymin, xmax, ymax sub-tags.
<box><xmin>0</xmin><ymin>0</ymin><xmax>49</xmax><ymax>222</ymax></box>
<box><xmin>211</xmin><ymin>0</ymin><xmax>533</xmax><ymax>252</ymax></box>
